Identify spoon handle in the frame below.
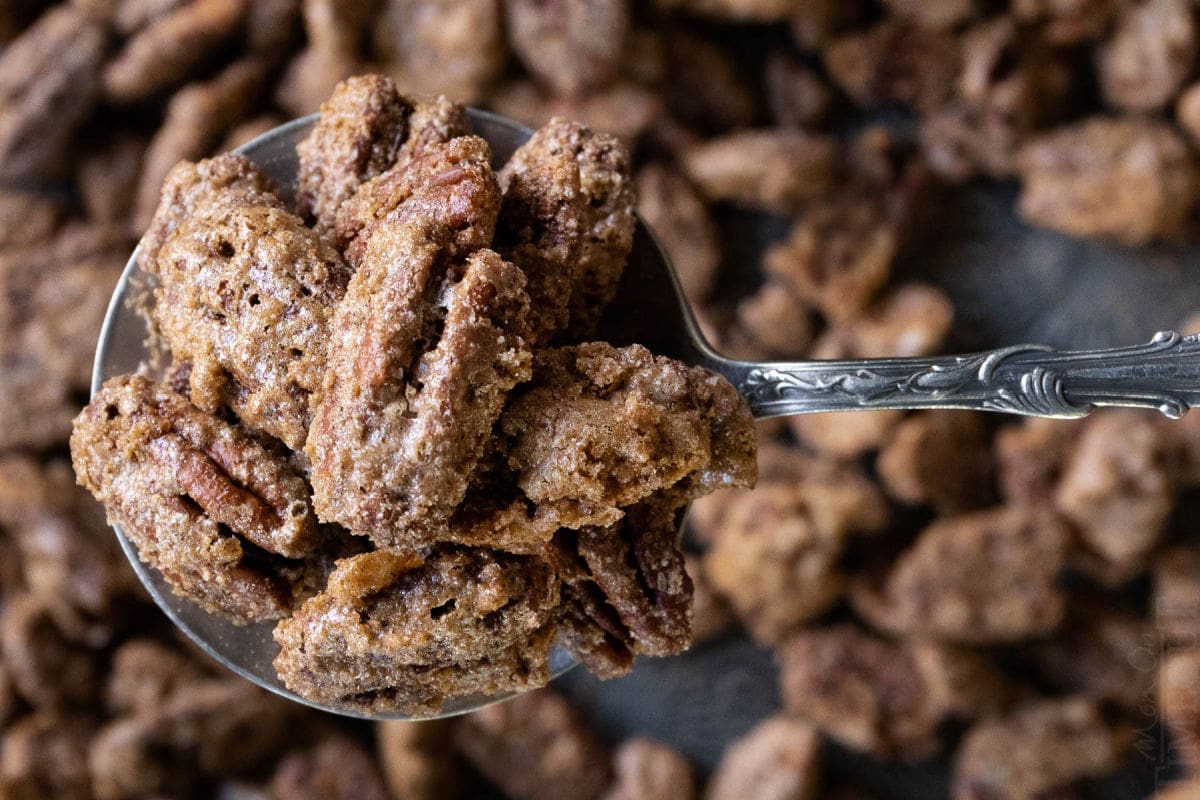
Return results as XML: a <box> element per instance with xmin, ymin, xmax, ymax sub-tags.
<box><xmin>726</xmin><ymin>330</ymin><xmax>1200</xmax><ymax>420</ymax></box>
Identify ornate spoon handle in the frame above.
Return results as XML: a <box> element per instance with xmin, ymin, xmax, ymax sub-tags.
<box><xmin>720</xmin><ymin>331</ymin><xmax>1200</xmax><ymax>420</ymax></box>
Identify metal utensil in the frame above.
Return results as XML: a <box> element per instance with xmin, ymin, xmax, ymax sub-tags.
<box><xmin>92</xmin><ymin>110</ymin><xmax>1200</xmax><ymax>722</ymax></box>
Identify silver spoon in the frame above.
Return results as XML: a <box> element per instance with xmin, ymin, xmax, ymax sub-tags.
<box><xmin>92</xmin><ymin>110</ymin><xmax>1200</xmax><ymax>721</ymax></box>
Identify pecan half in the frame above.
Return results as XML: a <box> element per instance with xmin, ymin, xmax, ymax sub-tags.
<box><xmin>71</xmin><ymin>374</ymin><xmax>319</xmax><ymax>623</ymax></box>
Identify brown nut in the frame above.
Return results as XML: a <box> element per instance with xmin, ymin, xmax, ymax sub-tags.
<box><xmin>71</xmin><ymin>374</ymin><xmax>319</xmax><ymax>623</ymax></box>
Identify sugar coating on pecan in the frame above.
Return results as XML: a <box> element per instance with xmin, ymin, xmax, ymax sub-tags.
<box><xmin>297</xmin><ymin>76</ymin><xmax>471</xmax><ymax>239</ymax></box>
<box><xmin>498</xmin><ymin>118</ymin><xmax>635</xmax><ymax>340</ymax></box>
<box><xmin>274</xmin><ymin>549</ymin><xmax>558</xmax><ymax>715</ymax></box>
<box><xmin>307</xmin><ymin>221</ymin><xmax>530</xmax><ymax>549</ymax></box>
<box><xmin>139</xmin><ymin>152</ymin><xmax>286</xmax><ymax>274</ymax></box>
<box><xmin>501</xmin><ymin>342</ymin><xmax>756</xmax><ymax>532</ymax></box>
<box><xmin>296</xmin><ymin>75</ymin><xmax>412</xmax><ymax>236</ymax></box>
<box><xmin>71</xmin><ymin>374</ymin><xmax>319</xmax><ymax>623</ymax></box>
<box><xmin>151</xmin><ymin>178</ymin><xmax>350</xmax><ymax>449</ymax></box>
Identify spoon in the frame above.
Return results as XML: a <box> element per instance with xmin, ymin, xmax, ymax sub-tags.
<box><xmin>93</xmin><ymin>110</ymin><xmax>1200</xmax><ymax>721</ymax></box>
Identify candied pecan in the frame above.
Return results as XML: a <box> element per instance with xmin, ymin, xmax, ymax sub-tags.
<box><xmin>604</xmin><ymin>738</ymin><xmax>695</xmax><ymax>800</ymax></box>
<box><xmin>71</xmin><ymin>374</ymin><xmax>319</xmax><ymax>622</ymax></box>
<box><xmin>0</xmin><ymin>224</ymin><xmax>128</xmax><ymax>452</ymax></box>
<box><xmin>101</xmin><ymin>0</ymin><xmax>189</xmax><ymax>34</ymax></box>
<box><xmin>133</xmin><ymin>58</ymin><xmax>270</xmax><ymax>230</ymax></box>
<box><xmin>453</xmin><ymin>689</ymin><xmax>612</xmax><ymax>800</ymax></box>
<box><xmin>635</xmin><ymin>163</ymin><xmax>719</xmax><ymax>306</ymax></box>
<box><xmin>77</xmin><ymin>134</ymin><xmax>146</xmax><ymax>228</ymax></box>
<box><xmin>660</xmin><ymin>31</ymin><xmax>757</xmax><ymax>134</ymax></box>
<box><xmin>2</xmin><ymin>459</ymin><xmax>136</xmax><ymax>616</ymax></box>
<box><xmin>953</xmin><ymin>697</ymin><xmax>1127</xmax><ymax>800</ymax></box>
<box><xmin>307</xmin><ymin>204</ymin><xmax>531</xmax><ymax>550</ymax></box>
<box><xmin>374</xmin><ymin>0</ymin><xmax>506</xmax><ymax>103</ymax></box>
<box><xmin>995</xmin><ymin>416</ymin><xmax>1080</xmax><ymax>506</ymax></box>
<box><xmin>0</xmin><ymin>712</ymin><xmax>95</xmax><ymax>800</ymax></box>
<box><xmin>790</xmin><ymin>0</ymin><xmax>865</xmax><ymax>48</ymax></box>
<box><xmin>706</xmin><ymin>717</ymin><xmax>819</xmax><ymax>800</ymax></box>
<box><xmin>835</xmin><ymin>282</ymin><xmax>955</xmax><ymax>357</ymax></box>
<box><xmin>498</xmin><ymin>118</ymin><xmax>636</xmax><ymax>341</ymax></box>
<box><xmin>0</xmin><ymin>6</ymin><xmax>104</xmax><ymax>179</ymax></box>
<box><xmin>1154</xmin><ymin>546</ymin><xmax>1200</xmax><ymax>646</ymax></box>
<box><xmin>489</xmin><ymin>79</ymin><xmax>663</xmax><ymax>146</ymax></box>
<box><xmin>920</xmin><ymin>17</ymin><xmax>1072</xmax><ymax>181</ymax></box>
<box><xmin>0</xmin><ymin>188</ymin><xmax>63</xmax><ymax>248</ymax></box>
<box><xmin>270</xmin><ymin>737</ymin><xmax>389</xmax><ymax>800</ymax></box>
<box><xmin>376</xmin><ymin>720</ymin><xmax>455</xmax><ymax>800</ymax></box>
<box><xmin>553</xmin><ymin>498</ymin><xmax>692</xmax><ymax>660</ymax></box>
<box><xmin>1162</xmin><ymin>648</ymin><xmax>1200</xmax><ymax>773</ymax></box>
<box><xmin>778</xmin><ymin>625</ymin><xmax>994</xmax><ymax>760</ymax></box>
<box><xmin>1017</xmin><ymin>116</ymin><xmax>1200</xmax><ymax>244</ymax></box>
<box><xmin>850</xmin><ymin>507</ymin><xmax>1068</xmax><ymax>644</ymax></box>
<box><xmin>504</xmin><ymin>0</ymin><xmax>629</xmax><ymax>98</ymax></box>
<box><xmin>1096</xmin><ymin>0</ymin><xmax>1195</xmax><ymax>113</ymax></box>
<box><xmin>102</xmin><ymin>0</ymin><xmax>246</xmax><ymax>103</ymax></box>
<box><xmin>296</xmin><ymin>75</ymin><xmax>413</xmax><ymax>236</ymax></box>
<box><xmin>682</xmin><ymin>130</ymin><xmax>837</xmax><ymax>215</ymax></box>
<box><xmin>876</xmin><ymin>411</ymin><xmax>994</xmax><ymax>513</ymax></box>
<box><xmin>497</xmin><ymin>343</ymin><xmax>756</xmax><ymax>544</ymax></box>
<box><xmin>788</xmin><ymin>409</ymin><xmax>903</xmax><ymax>461</ymax></box>
<box><xmin>105</xmin><ymin>638</ymin><xmax>209</xmax><ymax>716</ymax></box>
<box><xmin>824</xmin><ymin>21</ymin><xmax>960</xmax><ymax>113</ymax></box>
<box><xmin>0</xmin><ymin>595</ymin><xmax>99</xmax><ymax>710</ymax></box>
<box><xmin>151</xmin><ymin>185</ymin><xmax>350</xmax><ymax>449</ymax></box>
<box><xmin>765</xmin><ymin>54</ymin><xmax>832</xmax><ymax>129</ymax></box>
<box><xmin>1023</xmin><ymin>601</ymin><xmax>1154</xmax><ymax>712</ymax></box>
<box><xmin>735</xmin><ymin>282</ymin><xmax>813</xmax><ymax>359</ymax></box>
<box><xmin>91</xmin><ymin>674</ymin><xmax>295</xmax><ymax>798</ymax></box>
<box><xmin>138</xmin><ymin>152</ymin><xmax>285</xmax><ymax>274</ymax></box>
<box><xmin>703</xmin><ymin>486</ymin><xmax>848</xmax><ymax>645</ymax></box>
<box><xmin>273</xmin><ymin>548</ymin><xmax>558</xmax><ymax>715</ymax></box>
<box><xmin>762</xmin><ymin>197</ymin><xmax>900</xmax><ymax>323</ymax></box>
<box><xmin>1054</xmin><ymin>410</ymin><xmax>1180</xmax><ymax>582</ymax></box>
<box><xmin>688</xmin><ymin>442</ymin><xmax>889</xmax><ymax>546</ymax></box>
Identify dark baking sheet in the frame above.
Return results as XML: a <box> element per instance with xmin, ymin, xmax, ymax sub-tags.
<box><xmin>559</xmin><ymin>179</ymin><xmax>1200</xmax><ymax>799</ymax></box>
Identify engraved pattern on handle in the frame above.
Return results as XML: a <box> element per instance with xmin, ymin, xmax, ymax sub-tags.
<box><xmin>736</xmin><ymin>331</ymin><xmax>1200</xmax><ymax>420</ymax></box>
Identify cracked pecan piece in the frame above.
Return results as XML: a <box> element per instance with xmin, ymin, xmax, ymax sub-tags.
<box><xmin>70</xmin><ymin>374</ymin><xmax>319</xmax><ymax>623</ymax></box>
<box><xmin>497</xmin><ymin>118</ymin><xmax>635</xmax><ymax>341</ymax></box>
<box><xmin>151</xmin><ymin>169</ymin><xmax>350</xmax><ymax>449</ymax></box>
<box><xmin>273</xmin><ymin>548</ymin><xmax>558</xmax><ymax>715</ymax></box>
<box><xmin>497</xmin><ymin>343</ymin><xmax>756</xmax><ymax>538</ymax></box>
<box><xmin>308</xmin><ymin>140</ymin><xmax>531</xmax><ymax>551</ymax></box>
<box><xmin>297</xmin><ymin>75</ymin><xmax>470</xmax><ymax>238</ymax></box>
<box><xmin>551</xmin><ymin>498</ymin><xmax>693</xmax><ymax>670</ymax></box>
